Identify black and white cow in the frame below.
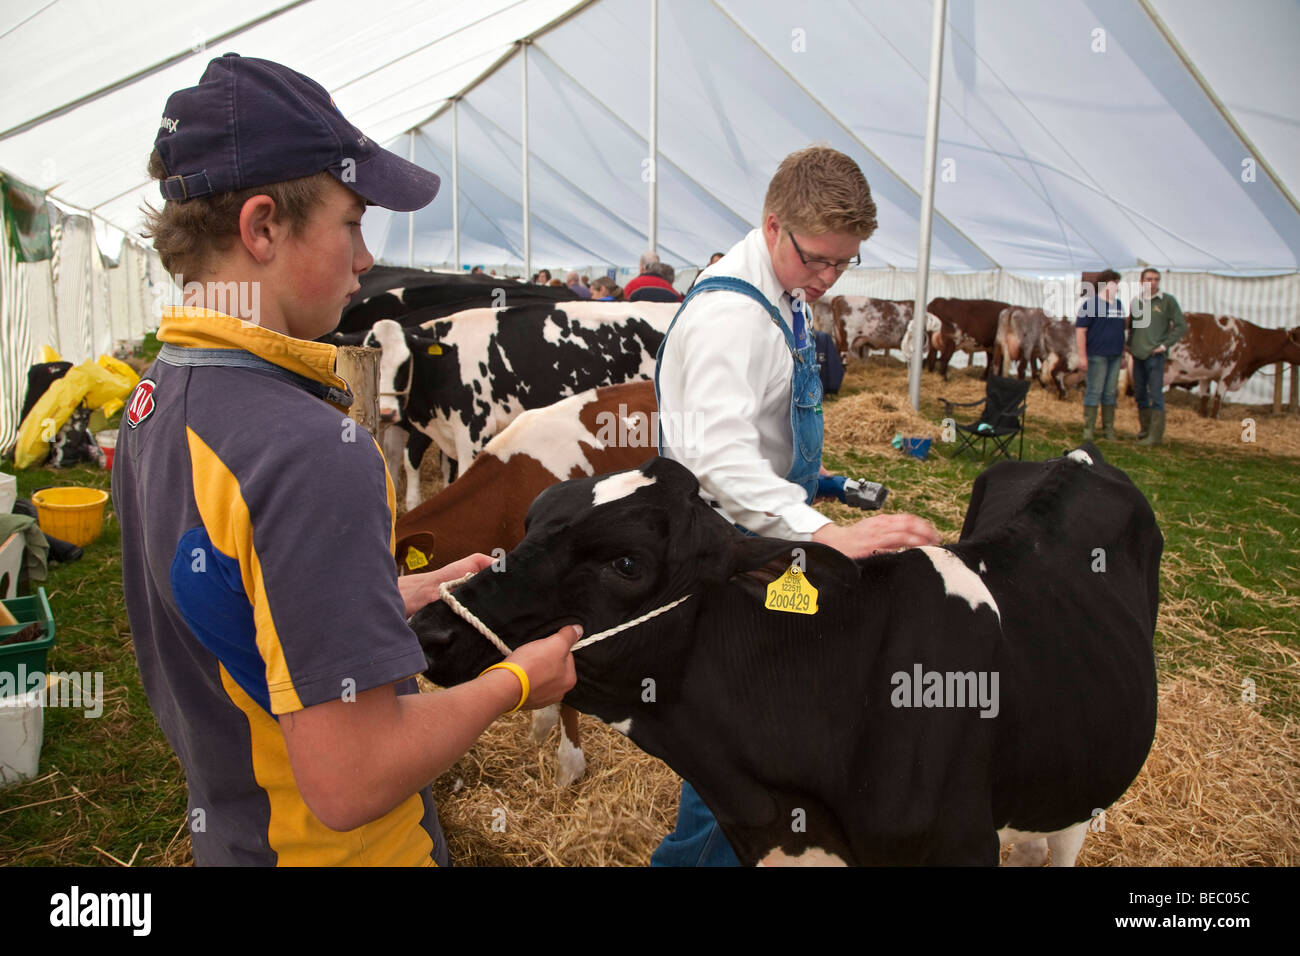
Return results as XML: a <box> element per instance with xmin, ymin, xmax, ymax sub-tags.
<box><xmin>365</xmin><ymin>301</ymin><xmax>677</xmax><ymax>510</ymax></box>
<box><xmin>413</xmin><ymin>449</ymin><xmax>1160</xmax><ymax>866</ymax></box>
<box><xmin>329</xmin><ymin>265</ymin><xmax>578</xmax><ymax>336</ymax></box>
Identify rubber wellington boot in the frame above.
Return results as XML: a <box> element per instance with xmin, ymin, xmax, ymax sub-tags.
<box><xmin>1136</xmin><ymin>407</ymin><xmax>1152</xmax><ymax>440</ymax></box>
<box><xmin>1082</xmin><ymin>405</ymin><xmax>1098</xmax><ymax>441</ymax></box>
<box><xmin>1101</xmin><ymin>405</ymin><xmax>1117</xmax><ymax>440</ymax></box>
<box><xmin>1138</xmin><ymin>409</ymin><xmax>1166</xmax><ymax>447</ymax></box>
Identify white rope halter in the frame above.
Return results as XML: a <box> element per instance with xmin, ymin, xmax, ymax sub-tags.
<box><xmin>436</xmin><ymin>571</ymin><xmax>693</xmax><ymax>656</ymax></box>
<box><xmin>377</xmin><ymin>353</ymin><xmax>414</xmax><ymax>410</ymax></box>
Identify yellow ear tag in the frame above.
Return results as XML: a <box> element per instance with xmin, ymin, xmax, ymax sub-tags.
<box><xmin>765</xmin><ymin>565</ymin><xmax>818</xmax><ymax>615</ymax></box>
<box><xmin>404</xmin><ymin>548</ymin><xmax>429</xmax><ymax>570</ymax></box>
<box><xmin>426</xmin><ymin>344</ymin><xmax>442</xmax><ymax>355</ymax></box>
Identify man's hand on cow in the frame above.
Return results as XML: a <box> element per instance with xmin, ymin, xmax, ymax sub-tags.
<box><xmin>812</xmin><ymin>513</ymin><xmax>941</xmax><ymax>559</ymax></box>
<box><xmin>398</xmin><ymin>552</ymin><xmax>496</xmax><ymax>617</ymax></box>
<box><xmin>495</xmin><ymin>625</ymin><xmax>581</xmax><ymax>711</ymax></box>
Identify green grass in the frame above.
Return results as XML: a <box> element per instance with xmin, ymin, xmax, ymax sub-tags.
<box><xmin>0</xmin><ymin>460</ymin><xmax>190</xmax><ymax>866</ymax></box>
<box><xmin>1</xmin><ymin>363</ymin><xmax>1296</xmax><ymax>865</ymax></box>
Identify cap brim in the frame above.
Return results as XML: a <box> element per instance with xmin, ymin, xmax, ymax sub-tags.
<box><xmin>336</xmin><ymin>149</ymin><xmax>440</xmax><ymax>212</ymax></box>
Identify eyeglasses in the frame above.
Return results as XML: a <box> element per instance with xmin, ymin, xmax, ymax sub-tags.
<box><xmin>786</xmin><ymin>229</ymin><xmax>861</xmax><ymax>273</ymax></box>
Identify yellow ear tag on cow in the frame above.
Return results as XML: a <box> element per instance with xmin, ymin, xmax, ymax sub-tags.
<box><xmin>765</xmin><ymin>565</ymin><xmax>818</xmax><ymax>615</ymax></box>
<box><xmin>404</xmin><ymin>548</ymin><xmax>429</xmax><ymax>571</ymax></box>
<box><xmin>426</xmin><ymin>344</ymin><xmax>442</xmax><ymax>355</ymax></box>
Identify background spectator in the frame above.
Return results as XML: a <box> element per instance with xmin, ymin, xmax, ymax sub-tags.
<box><xmin>625</xmin><ymin>250</ymin><xmax>683</xmax><ymax>302</ymax></box>
<box><xmin>566</xmin><ymin>270</ymin><xmax>592</xmax><ymax>299</ymax></box>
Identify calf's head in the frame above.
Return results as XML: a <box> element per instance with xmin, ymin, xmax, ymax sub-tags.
<box><xmin>411</xmin><ymin>456</ymin><xmax>854</xmax><ymax>720</ymax></box>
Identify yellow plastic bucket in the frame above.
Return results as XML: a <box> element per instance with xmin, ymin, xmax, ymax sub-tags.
<box><xmin>31</xmin><ymin>487</ymin><xmax>109</xmax><ymax>547</ymax></box>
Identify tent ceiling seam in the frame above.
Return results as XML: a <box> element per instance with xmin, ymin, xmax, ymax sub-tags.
<box><xmin>413</xmin><ymin>127</ymin><xmax>526</xmax><ymax>263</ymax></box>
<box><xmin>332</xmin><ymin>0</ymin><xmax>537</xmax><ymax>94</ymax></box>
<box><xmin>1139</xmin><ymin>0</ymin><xmax>1300</xmax><ymax>223</ymax></box>
<box><xmin>528</xmin><ymin>42</ymin><xmax>753</xmax><ymax>234</ymax></box>
<box><xmin>0</xmin><ymin>0</ymin><xmax>317</xmax><ymax>142</ymax></box>
<box><xmin>456</xmin><ymin>100</ymin><xmax>693</xmax><ymax>266</ymax></box>
<box><xmin>853</xmin><ymin>4</ymin><xmax>1094</xmax><ymax>269</ymax></box>
<box><xmin>935</xmin><ymin>12</ymin><xmax>1174</xmax><ymax>270</ymax></box>
<box><xmin>711</xmin><ymin>0</ymin><xmax>997</xmax><ymax>270</ymax></box>
<box><xmin>399</xmin><ymin>0</ymin><xmax>601</xmax><ymax>134</ymax></box>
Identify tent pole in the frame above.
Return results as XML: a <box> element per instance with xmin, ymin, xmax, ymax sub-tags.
<box><xmin>910</xmin><ymin>0</ymin><xmax>947</xmax><ymax>412</ymax></box>
<box><xmin>407</xmin><ymin>130</ymin><xmax>415</xmax><ymax>268</ymax></box>
<box><xmin>452</xmin><ymin>99</ymin><xmax>461</xmax><ymax>270</ymax></box>
<box><xmin>648</xmin><ymin>0</ymin><xmax>658</xmax><ymax>255</ymax></box>
<box><xmin>521</xmin><ymin>41</ymin><xmax>532</xmax><ymax>280</ymax></box>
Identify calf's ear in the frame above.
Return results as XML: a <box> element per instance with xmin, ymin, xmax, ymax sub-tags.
<box><xmin>642</xmin><ymin>455</ymin><xmax>701</xmax><ymax>498</ymax></box>
<box><xmin>726</xmin><ymin>535</ymin><xmax>859</xmax><ymax>602</ymax></box>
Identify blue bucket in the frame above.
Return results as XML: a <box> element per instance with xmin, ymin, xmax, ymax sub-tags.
<box><xmin>902</xmin><ymin>437</ymin><xmax>931</xmax><ymax>461</ymax></box>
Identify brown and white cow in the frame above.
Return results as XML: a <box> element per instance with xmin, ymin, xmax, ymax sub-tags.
<box><xmin>396</xmin><ymin>381</ymin><xmax>660</xmax><ymax>786</ymax></box>
<box><xmin>994</xmin><ymin>308</ymin><xmax>1084</xmax><ymax>399</ymax></box>
<box><xmin>811</xmin><ymin>296</ymin><xmax>914</xmax><ymax>360</ymax></box>
<box><xmin>925</xmin><ymin>298</ymin><xmax>1010</xmax><ymax>379</ymax></box>
<box><xmin>1165</xmin><ymin>313</ymin><xmax>1300</xmax><ymax>417</ymax></box>
<box><xmin>1036</xmin><ymin>315</ymin><xmax>1087</xmax><ymax>399</ymax></box>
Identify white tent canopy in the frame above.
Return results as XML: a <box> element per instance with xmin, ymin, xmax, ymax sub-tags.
<box><xmin>3</xmin><ymin>0</ymin><xmax>1299</xmax><ymax>274</ymax></box>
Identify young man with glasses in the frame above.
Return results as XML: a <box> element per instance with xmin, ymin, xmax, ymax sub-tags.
<box><xmin>652</xmin><ymin>146</ymin><xmax>940</xmax><ymax>866</ymax></box>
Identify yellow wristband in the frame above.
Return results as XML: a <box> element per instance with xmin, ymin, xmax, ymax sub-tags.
<box><xmin>479</xmin><ymin>662</ymin><xmax>530</xmax><ymax>714</ymax></box>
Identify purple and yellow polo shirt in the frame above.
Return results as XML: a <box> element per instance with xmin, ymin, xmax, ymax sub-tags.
<box><xmin>112</xmin><ymin>307</ymin><xmax>447</xmax><ymax>866</ymax></box>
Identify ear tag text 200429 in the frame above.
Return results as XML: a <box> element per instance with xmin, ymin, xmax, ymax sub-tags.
<box><xmin>765</xmin><ymin>565</ymin><xmax>818</xmax><ymax>615</ymax></box>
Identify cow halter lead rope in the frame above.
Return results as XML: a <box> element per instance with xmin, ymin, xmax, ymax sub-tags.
<box><xmin>379</xmin><ymin>357</ymin><xmax>414</xmax><ymax>411</ymax></box>
<box><xmin>436</xmin><ymin>571</ymin><xmax>693</xmax><ymax>656</ymax></box>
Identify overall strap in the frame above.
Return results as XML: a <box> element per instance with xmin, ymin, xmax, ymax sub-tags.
<box><xmin>681</xmin><ymin>276</ymin><xmax>803</xmax><ymax>352</ymax></box>
<box><xmin>157</xmin><ymin>344</ymin><xmax>354</xmax><ymax>408</ymax></box>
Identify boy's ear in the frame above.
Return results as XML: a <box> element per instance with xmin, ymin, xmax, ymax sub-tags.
<box><xmin>238</xmin><ymin>194</ymin><xmax>283</xmax><ymax>264</ymax></box>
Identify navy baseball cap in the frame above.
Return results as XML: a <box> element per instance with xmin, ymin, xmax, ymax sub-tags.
<box><xmin>154</xmin><ymin>53</ymin><xmax>439</xmax><ymax>211</ymax></box>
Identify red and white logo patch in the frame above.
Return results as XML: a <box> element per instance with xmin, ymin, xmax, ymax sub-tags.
<box><xmin>126</xmin><ymin>379</ymin><xmax>157</xmax><ymax>429</ymax></box>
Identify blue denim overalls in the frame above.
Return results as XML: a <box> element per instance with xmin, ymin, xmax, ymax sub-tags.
<box><xmin>650</xmin><ymin>275</ymin><xmax>824</xmax><ymax>866</ymax></box>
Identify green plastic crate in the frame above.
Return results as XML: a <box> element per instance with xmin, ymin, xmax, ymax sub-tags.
<box><xmin>0</xmin><ymin>587</ymin><xmax>56</xmax><ymax>684</ymax></box>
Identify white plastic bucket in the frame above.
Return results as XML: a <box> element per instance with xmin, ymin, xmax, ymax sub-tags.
<box><xmin>0</xmin><ymin>473</ymin><xmax>15</xmax><ymax>514</ymax></box>
<box><xmin>0</xmin><ymin>678</ymin><xmax>45</xmax><ymax>786</ymax></box>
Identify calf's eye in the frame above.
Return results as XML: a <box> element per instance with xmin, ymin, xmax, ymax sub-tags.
<box><xmin>612</xmin><ymin>556</ymin><xmax>639</xmax><ymax>578</ymax></box>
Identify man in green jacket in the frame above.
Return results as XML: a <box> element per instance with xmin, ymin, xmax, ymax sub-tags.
<box><xmin>1128</xmin><ymin>268</ymin><xmax>1186</xmax><ymax>446</ymax></box>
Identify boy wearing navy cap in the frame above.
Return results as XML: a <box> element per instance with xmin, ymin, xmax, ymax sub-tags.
<box><xmin>113</xmin><ymin>54</ymin><xmax>579</xmax><ymax>865</ymax></box>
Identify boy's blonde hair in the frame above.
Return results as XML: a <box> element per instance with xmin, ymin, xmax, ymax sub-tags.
<box><xmin>763</xmin><ymin>147</ymin><xmax>877</xmax><ymax>239</ymax></box>
<box><xmin>141</xmin><ymin>148</ymin><xmax>334</xmax><ymax>280</ymax></box>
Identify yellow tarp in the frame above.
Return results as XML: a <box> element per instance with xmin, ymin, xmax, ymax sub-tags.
<box><xmin>14</xmin><ymin>355</ymin><xmax>139</xmax><ymax>468</ymax></box>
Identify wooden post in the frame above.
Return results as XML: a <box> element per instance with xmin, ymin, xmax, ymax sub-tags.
<box><xmin>1291</xmin><ymin>363</ymin><xmax>1299</xmax><ymax>414</ymax></box>
<box><xmin>335</xmin><ymin>346</ymin><xmax>380</xmax><ymax>436</ymax></box>
<box><xmin>1273</xmin><ymin>361</ymin><xmax>1283</xmax><ymax>414</ymax></box>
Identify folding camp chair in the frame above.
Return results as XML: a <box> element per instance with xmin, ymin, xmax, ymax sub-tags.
<box><xmin>941</xmin><ymin>375</ymin><xmax>1030</xmax><ymax>460</ymax></box>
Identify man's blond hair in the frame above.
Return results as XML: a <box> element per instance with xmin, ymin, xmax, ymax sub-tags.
<box><xmin>763</xmin><ymin>147</ymin><xmax>877</xmax><ymax>239</ymax></box>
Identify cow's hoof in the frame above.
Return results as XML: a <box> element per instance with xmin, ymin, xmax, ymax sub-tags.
<box><xmin>530</xmin><ymin>704</ymin><xmax>559</xmax><ymax>743</ymax></box>
<box><xmin>555</xmin><ymin>735</ymin><xmax>586</xmax><ymax>787</ymax></box>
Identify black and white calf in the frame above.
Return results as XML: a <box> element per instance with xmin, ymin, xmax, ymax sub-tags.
<box><xmin>366</xmin><ymin>302</ymin><xmax>676</xmax><ymax>509</ymax></box>
<box><xmin>413</xmin><ymin>449</ymin><xmax>1161</xmax><ymax>866</ymax></box>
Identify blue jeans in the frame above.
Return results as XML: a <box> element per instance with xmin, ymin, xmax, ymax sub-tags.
<box><xmin>1084</xmin><ymin>355</ymin><xmax>1123</xmax><ymax>407</ymax></box>
<box><xmin>650</xmin><ymin>781</ymin><xmax>742</xmax><ymax>866</ymax></box>
<box><xmin>1131</xmin><ymin>353</ymin><xmax>1167</xmax><ymax>410</ymax></box>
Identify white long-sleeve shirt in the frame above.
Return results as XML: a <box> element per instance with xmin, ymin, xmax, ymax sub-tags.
<box><xmin>658</xmin><ymin>228</ymin><xmax>832</xmax><ymax>539</ymax></box>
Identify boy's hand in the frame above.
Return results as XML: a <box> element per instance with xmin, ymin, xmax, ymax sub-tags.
<box><xmin>489</xmin><ymin>625</ymin><xmax>582</xmax><ymax>710</ymax></box>
<box><xmin>399</xmin><ymin>553</ymin><xmax>495</xmax><ymax>616</ymax></box>
<box><xmin>813</xmin><ymin>513</ymin><xmax>940</xmax><ymax>559</ymax></box>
